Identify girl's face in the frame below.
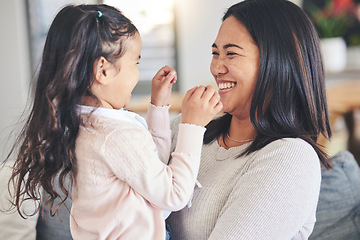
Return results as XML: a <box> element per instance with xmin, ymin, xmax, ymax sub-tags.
<box><xmin>210</xmin><ymin>16</ymin><xmax>260</xmax><ymax>118</ymax></box>
<box><xmin>102</xmin><ymin>33</ymin><xmax>142</xmax><ymax>109</ymax></box>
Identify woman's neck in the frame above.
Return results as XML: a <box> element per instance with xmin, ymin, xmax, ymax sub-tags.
<box><xmin>219</xmin><ymin>115</ymin><xmax>257</xmax><ymax>149</ymax></box>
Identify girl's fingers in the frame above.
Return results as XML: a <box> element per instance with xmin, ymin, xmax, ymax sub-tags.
<box><xmin>214</xmin><ymin>100</ymin><xmax>223</xmax><ymax>112</ymax></box>
<box><xmin>183</xmin><ymin>86</ymin><xmax>198</xmax><ymax>102</ymax></box>
<box><xmin>209</xmin><ymin>91</ymin><xmax>221</xmax><ymax>106</ymax></box>
<box><xmin>170</xmin><ymin>74</ymin><xmax>177</xmax><ymax>84</ymax></box>
<box><xmin>190</xmin><ymin>85</ymin><xmax>207</xmax><ymax>99</ymax></box>
<box><xmin>154</xmin><ymin>65</ymin><xmax>176</xmax><ymax>82</ymax></box>
<box><xmin>163</xmin><ymin>71</ymin><xmax>177</xmax><ymax>84</ymax></box>
<box><xmin>184</xmin><ymin>85</ymin><xmax>217</xmax><ymax>103</ymax></box>
<box><xmin>201</xmin><ymin>85</ymin><xmax>216</xmax><ymax>101</ymax></box>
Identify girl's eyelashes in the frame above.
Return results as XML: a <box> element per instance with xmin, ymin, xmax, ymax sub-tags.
<box><xmin>212</xmin><ymin>51</ymin><xmax>219</xmax><ymax>55</ymax></box>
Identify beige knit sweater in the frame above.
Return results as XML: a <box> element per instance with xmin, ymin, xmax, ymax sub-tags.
<box><xmin>168</xmin><ymin>115</ymin><xmax>321</xmax><ymax>240</ymax></box>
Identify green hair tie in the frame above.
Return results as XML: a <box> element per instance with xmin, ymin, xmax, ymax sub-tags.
<box><xmin>97</xmin><ymin>10</ymin><xmax>102</xmax><ymax>18</ymax></box>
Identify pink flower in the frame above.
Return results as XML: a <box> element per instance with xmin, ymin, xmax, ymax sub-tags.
<box><xmin>332</xmin><ymin>0</ymin><xmax>355</xmax><ymax>16</ymax></box>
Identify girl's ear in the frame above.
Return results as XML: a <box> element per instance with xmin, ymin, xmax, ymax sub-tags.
<box><xmin>93</xmin><ymin>56</ymin><xmax>109</xmax><ymax>84</ymax></box>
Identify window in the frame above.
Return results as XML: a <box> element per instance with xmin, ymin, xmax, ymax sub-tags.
<box><xmin>103</xmin><ymin>0</ymin><xmax>178</xmax><ymax>95</ymax></box>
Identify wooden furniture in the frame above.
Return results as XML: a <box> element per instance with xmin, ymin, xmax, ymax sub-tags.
<box><xmin>326</xmin><ymin>81</ymin><xmax>360</xmax><ymax>123</ymax></box>
<box><xmin>319</xmin><ymin>80</ymin><xmax>360</xmax><ymax>161</ymax></box>
<box><xmin>128</xmin><ymin>93</ymin><xmax>184</xmax><ymax>114</ymax></box>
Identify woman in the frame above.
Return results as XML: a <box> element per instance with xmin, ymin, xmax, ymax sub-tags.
<box><xmin>167</xmin><ymin>0</ymin><xmax>332</xmax><ymax>239</ymax></box>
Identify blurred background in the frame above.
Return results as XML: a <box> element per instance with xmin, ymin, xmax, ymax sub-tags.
<box><xmin>0</xmin><ymin>0</ymin><xmax>359</xmax><ymax>164</ymax></box>
<box><xmin>0</xmin><ymin>0</ymin><xmax>360</xmax><ymax>239</ymax></box>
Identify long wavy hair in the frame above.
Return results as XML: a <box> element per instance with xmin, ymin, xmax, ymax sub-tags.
<box><xmin>204</xmin><ymin>0</ymin><xmax>332</xmax><ymax>169</ymax></box>
<box><xmin>4</xmin><ymin>4</ymin><xmax>138</xmax><ymax>218</ymax></box>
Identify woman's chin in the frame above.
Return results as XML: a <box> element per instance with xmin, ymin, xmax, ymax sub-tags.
<box><xmin>219</xmin><ymin>98</ymin><xmax>231</xmax><ymax>111</ymax></box>
<box><xmin>220</xmin><ymin>105</ymin><xmax>232</xmax><ymax>115</ymax></box>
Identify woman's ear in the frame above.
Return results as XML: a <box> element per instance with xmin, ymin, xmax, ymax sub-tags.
<box><xmin>93</xmin><ymin>56</ymin><xmax>109</xmax><ymax>84</ymax></box>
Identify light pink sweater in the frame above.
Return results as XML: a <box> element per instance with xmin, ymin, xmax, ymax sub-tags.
<box><xmin>70</xmin><ymin>104</ymin><xmax>205</xmax><ymax>240</ymax></box>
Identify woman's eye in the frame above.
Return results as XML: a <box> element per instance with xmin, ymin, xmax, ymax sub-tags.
<box><xmin>227</xmin><ymin>52</ymin><xmax>237</xmax><ymax>56</ymax></box>
<box><xmin>212</xmin><ymin>51</ymin><xmax>219</xmax><ymax>55</ymax></box>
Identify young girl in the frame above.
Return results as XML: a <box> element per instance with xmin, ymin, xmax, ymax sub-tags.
<box><xmin>5</xmin><ymin>4</ymin><xmax>222</xmax><ymax>240</ymax></box>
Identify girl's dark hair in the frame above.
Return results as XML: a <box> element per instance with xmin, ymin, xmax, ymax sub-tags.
<box><xmin>5</xmin><ymin>4</ymin><xmax>138</xmax><ymax>218</ymax></box>
<box><xmin>204</xmin><ymin>0</ymin><xmax>332</xmax><ymax>169</ymax></box>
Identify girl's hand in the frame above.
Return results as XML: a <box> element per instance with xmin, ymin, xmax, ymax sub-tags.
<box><xmin>181</xmin><ymin>85</ymin><xmax>223</xmax><ymax>127</ymax></box>
<box><xmin>151</xmin><ymin>65</ymin><xmax>177</xmax><ymax>106</ymax></box>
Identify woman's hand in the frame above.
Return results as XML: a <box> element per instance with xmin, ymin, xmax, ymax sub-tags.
<box><xmin>150</xmin><ymin>65</ymin><xmax>177</xmax><ymax>107</ymax></box>
<box><xmin>181</xmin><ymin>85</ymin><xmax>223</xmax><ymax>127</ymax></box>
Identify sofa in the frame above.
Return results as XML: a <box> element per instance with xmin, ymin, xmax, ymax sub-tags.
<box><xmin>2</xmin><ymin>150</ymin><xmax>359</xmax><ymax>240</ymax></box>
<box><xmin>309</xmin><ymin>150</ymin><xmax>360</xmax><ymax>240</ymax></box>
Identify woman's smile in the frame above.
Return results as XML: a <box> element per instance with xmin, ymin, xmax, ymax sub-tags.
<box><xmin>217</xmin><ymin>81</ymin><xmax>237</xmax><ymax>94</ymax></box>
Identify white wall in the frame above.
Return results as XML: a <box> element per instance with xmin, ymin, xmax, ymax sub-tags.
<box><xmin>0</xmin><ymin>2</ymin><xmax>37</xmax><ymax>239</ymax></box>
<box><xmin>0</xmin><ymin>0</ymin><xmax>30</xmax><ymax>162</ymax></box>
<box><xmin>175</xmin><ymin>0</ymin><xmax>240</xmax><ymax>92</ymax></box>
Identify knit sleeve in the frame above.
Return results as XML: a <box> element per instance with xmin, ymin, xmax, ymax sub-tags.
<box><xmin>208</xmin><ymin>139</ymin><xmax>321</xmax><ymax>240</ymax></box>
<box><xmin>146</xmin><ymin>103</ymin><xmax>171</xmax><ymax>164</ymax></box>
<box><xmin>100</xmin><ymin>123</ymin><xmax>205</xmax><ymax>211</ymax></box>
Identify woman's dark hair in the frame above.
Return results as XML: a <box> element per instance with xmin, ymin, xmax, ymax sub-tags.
<box><xmin>204</xmin><ymin>0</ymin><xmax>332</xmax><ymax>169</ymax></box>
<box><xmin>4</xmin><ymin>4</ymin><xmax>138</xmax><ymax>218</ymax></box>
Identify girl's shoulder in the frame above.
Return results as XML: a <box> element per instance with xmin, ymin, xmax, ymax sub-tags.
<box><xmin>78</xmin><ymin>113</ymin><xmax>155</xmax><ymax>155</ymax></box>
<box><xmin>78</xmin><ymin>105</ymin><xmax>147</xmax><ymax>129</ymax></box>
<box><xmin>80</xmin><ymin>112</ymin><xmax>150</xmax><ymax>141</ymax></box>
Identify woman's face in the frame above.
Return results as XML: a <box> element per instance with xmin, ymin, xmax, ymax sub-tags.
<box><xmin>210</xmin><ymin>16</ymin><xmax>260</xmax><ymax>118</ymax></box>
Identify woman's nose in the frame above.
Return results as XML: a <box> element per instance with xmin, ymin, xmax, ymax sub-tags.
<box><xmin>211</xmin><ymin>58</ymin><xmax>228</xmax><ymax>76</ymax></box>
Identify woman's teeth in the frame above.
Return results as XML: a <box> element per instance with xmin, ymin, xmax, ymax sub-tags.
<box><xmin>218</xmin><ymin>82</ymin><xmax>235</xmax><ymax>90</ymax></box>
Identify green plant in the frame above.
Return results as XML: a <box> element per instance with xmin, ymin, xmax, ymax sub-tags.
<box><xmin>348</xmin><ymin>33</ymin><xmax>360</xmax><ymax>46</ymax></box>
<box><xmin>312</xmin><ymin>12</ymin><xmax>348</xmax><ymax>38</ymax></box>
<box><xmin>309</xmin><ymin>0</ymin><xmax>351</xmax><ymax>38</ymax></box>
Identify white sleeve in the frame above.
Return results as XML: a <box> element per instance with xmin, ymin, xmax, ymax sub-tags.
<box><xmin>146</xmin><ymin>103</ymin><xmax>171</xmax><ymax>164</ymax></box>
